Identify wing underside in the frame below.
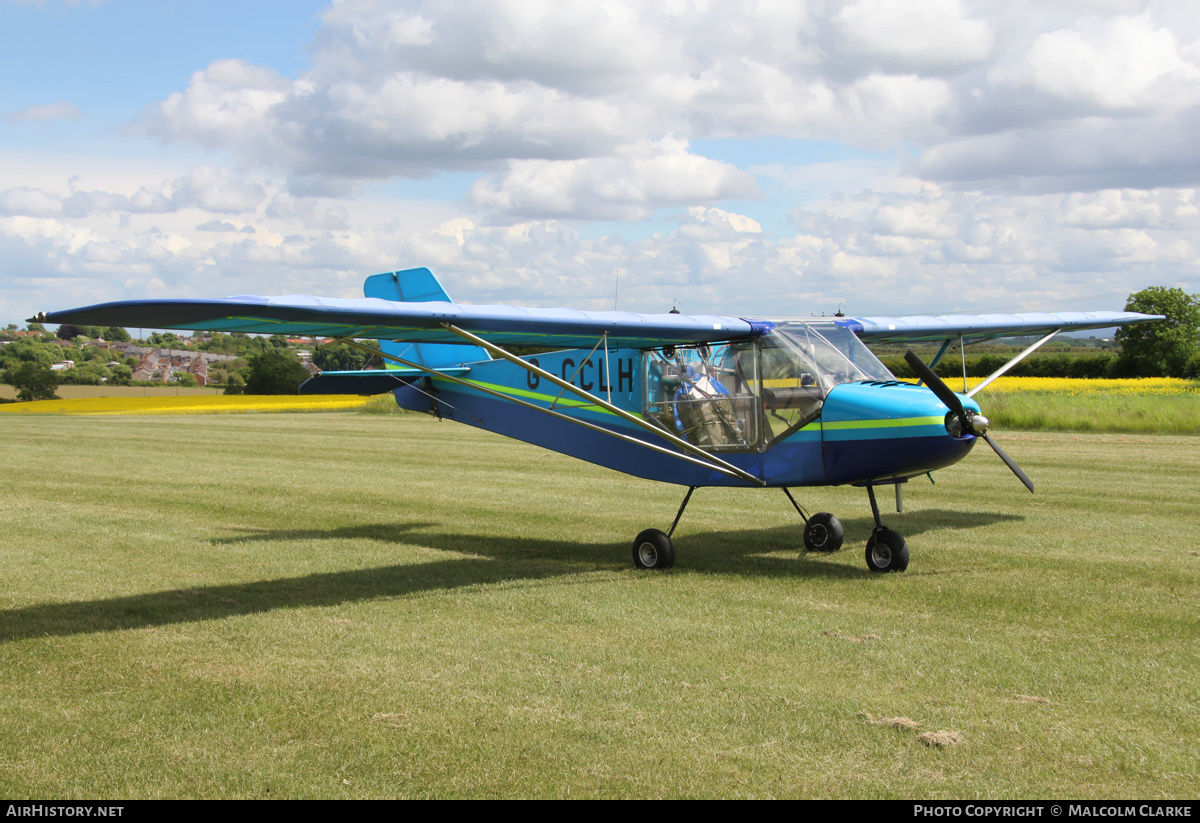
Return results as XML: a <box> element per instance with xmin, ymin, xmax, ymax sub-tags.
<box><xmin>35</xmin><ymin>296</ymin><xmax>757</xmax><ymax>350</ymax></box>
<box><xmin>36</xmin><ymin>295</ymin><xmax>1162</xmax><ymax>350</ymax></box>
<box><xmin>838</xmin><ymin>311</ymin><xmax>1163</xmax><ymax>344</ymax></box>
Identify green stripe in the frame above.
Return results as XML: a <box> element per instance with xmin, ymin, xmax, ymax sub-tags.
<box><xmin>822</xmin><ymin>416</ymin><xmax>944</xmax><ymax>431</ymax></box>
<box><xmin>432</xmin><ymin>375</ymin><xmax>617</xmax><ymax>416</ymax></box>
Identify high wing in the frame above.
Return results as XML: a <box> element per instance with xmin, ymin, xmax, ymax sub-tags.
<box><xmin>837</xmin><ymin>311</ymin><xmax>1163</xmax><ymax>344</ymax></box>
<box><xmin>35</xmin><ymin>294</ymin><xmax>1161</xmax><ymax>351</ymax></box>
<box><xmin>34</xmin><ymin>295</ymin><xmax>759</xmax><ymax>350</ymax></box>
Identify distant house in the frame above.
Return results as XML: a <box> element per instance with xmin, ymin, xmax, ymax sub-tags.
<box><xmin>50</xmin><ymin>360</ymin><xmax>75</xmax><ymax>371</ymax></box>
<box><xmin>188</xmin><ymin>352</ymin><xmax>209</xmax><ymax>386</ymax></box>
<box><xmin>132</xmin><ymin>351</ymin><xmax>164</xmax><ymax>382</ymax></box>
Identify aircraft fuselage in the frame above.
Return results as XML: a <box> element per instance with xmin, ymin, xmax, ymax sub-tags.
<box><xmin>392</xmin><ymin>334</ymin><xmax>979</xmax><ymax>488</ymax></box>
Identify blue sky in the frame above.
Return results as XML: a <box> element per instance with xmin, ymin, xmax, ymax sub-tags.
<box><xmin>3</xmin><ymin>1</ymin><xmax>1200</xmax><ymax>325</ymax></box>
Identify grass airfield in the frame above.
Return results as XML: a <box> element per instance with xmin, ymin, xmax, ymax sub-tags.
<box><xmin>0</xmin><ymin>413</ymin><xmax>1195</xmax><ymax>798</ymax></box>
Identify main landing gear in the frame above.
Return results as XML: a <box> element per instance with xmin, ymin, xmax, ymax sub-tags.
<box><xmin>631</xmin><ymin>487</ymin><xmax>695</xmax><ymax>569</ymax></box>
<box><xmin>630</xmin><ymin>483</ymin><xmax>910</xmax><ymax>572</ymax></box>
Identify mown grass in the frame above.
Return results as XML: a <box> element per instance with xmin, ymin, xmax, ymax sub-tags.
<box><xmin>966</xmin><ymin>377</ymin><xmax>1200</xmax><ymax>434</ymax></box>
<box><xmin>982</xmin><ymin>392</ymin><xmax>1200</xmax><ymax>433</ymax></box>
<box><xmin>0</xmin><ymin>414</ymin><xmax>1195</xmax><ymax>798</ymax></box>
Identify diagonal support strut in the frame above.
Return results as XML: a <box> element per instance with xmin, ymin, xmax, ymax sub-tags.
<box><xmin>440</xmin><ymin>323</ymin><xmax>765</xmax><ymax>486</ymax></box>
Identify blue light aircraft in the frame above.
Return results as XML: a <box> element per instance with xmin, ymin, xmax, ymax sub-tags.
<box><xmin>35</xmin><ymin>267</ymin><xmax>1162</xmax><ymax>573</ymax></box>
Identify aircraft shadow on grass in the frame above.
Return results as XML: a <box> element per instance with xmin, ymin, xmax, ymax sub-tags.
<box><xmin>0</xmin><ymin>510</ymin><xmax>1021</xmax><ymax>643</ymax></box>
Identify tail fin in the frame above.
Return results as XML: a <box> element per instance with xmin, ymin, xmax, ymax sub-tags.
<box><xmin>364</xmin><ymin>267</ymin><xmax>490</xmax><ymax>368</ymax></box>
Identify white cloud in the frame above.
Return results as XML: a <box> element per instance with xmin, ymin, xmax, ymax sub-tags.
<box><xmin>3</xmin><ymin>101</ymin><xmax>83</xmax><ymax>124</ymax></box>
<box><xmin>0</xmin><ymin>166</ymin><xmax>266</xmax><ymax>219</ymax></box>
<box><xmin>148</xmin><ymin>59</ymin><xmax>290</xmax><ymax>149</ymax></box>
<box><xmin>833</xmin><ymin>0</ymin><xmax>993</xmax><ymax>74</ymax></box>
<box><xmin>468</xmin><ymin>137</ymin><xmax>760</xmax><ymax>221</ymax></box>
<box><xmin>11</xmin><ymin>174</ymin><xmax>1200</xmax><ymax>326</ymax></box>
<box><xmin>989</xmin><ymin>14</ymin><xmax>1200</xmax><ymax>114</ymax></box>
<box><xmin>0</xmin><ymin>188</ymin><xmax>63</xmax><ymax>217</ymax></box>
<box><xmin>131</xmin><ymin>1</ymin><xmax>1200</xmax><ymax>198</ymax></box>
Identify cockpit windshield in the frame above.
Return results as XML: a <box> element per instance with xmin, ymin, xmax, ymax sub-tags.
<box><xmin>769</xmin><ymin>321</ymin><xmax>895</xmax><ymax>393</ymax></box>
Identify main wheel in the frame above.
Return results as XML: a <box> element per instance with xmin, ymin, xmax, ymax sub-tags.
<box><xmin>803</xmin><ymin>512</ymin><xmax>844</xmax><ymax>553</ymax></box>
<box><xmin>865</xmin><ymin>528</ymin><xmax>909</xmax><ymax>573</ymax></box>
<box><xmin>632</xmin><ymin>529</ymin><xmax>676</xmax><ymax>570</ymax></box>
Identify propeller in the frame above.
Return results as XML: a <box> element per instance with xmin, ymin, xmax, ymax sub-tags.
<box><xmin>904</xmin><ymin>350</ymin><xmax>1034</xmax><ymax>493</ymax></box>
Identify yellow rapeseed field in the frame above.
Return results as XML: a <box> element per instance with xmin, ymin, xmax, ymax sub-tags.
<box><xmin>964</xmin><ymin>376</ymin><xmax>1199</xmax><ymax>395</ymax></box>
<box><xmin>0</xmin><ymin>395</ymin><xmax>371</xmax><ymax>415</ymax></box>
<box><xmin>2</xmin><ymin>378</ymin><xmax>1196</xmax><ymax>416</ymax></box>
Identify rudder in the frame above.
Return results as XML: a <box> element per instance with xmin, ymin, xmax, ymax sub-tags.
<box><xmin>364</xmin><ymin>268</ymin><xmax>490</xmax><ymax>368</ymax></box>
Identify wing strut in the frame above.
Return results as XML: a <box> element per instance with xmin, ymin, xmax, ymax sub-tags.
<box><xmin>919</xmin><ymin>338</ymin><xmax>954</xmax><ymax>387</ymax></box>
<box><xmin>967</xmin><ymin>330</ymin><xmax>1060</xmax><ymax>398</ymax></box>
<box><xmin>440</xmin><ymin>323</ymin><xmax>765</xmax><ymax>486</ymax></box>
<box><xmin>338</xmin><ymin>339</ymin><xmax>762</xmax><ymax>484</ymax></box>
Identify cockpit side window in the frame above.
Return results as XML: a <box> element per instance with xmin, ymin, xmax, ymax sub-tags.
<box><xmin>758</xmin><ymin>334</ymin><xmax>825</xmax><ymax>439</ymax></box>
<box><xmin>643</xmin><ymin>342</ymin><xmax>760</xmax><ymax>452</ymax></box>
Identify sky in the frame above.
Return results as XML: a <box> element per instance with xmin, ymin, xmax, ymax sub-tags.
<box><xmin>4</xmin><ymin>0</ymin><xmax>1200</xmax><ymax>326</ymax></box>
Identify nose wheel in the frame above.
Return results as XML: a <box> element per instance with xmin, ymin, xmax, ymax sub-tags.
<box><xmin>862</xmin><ymin>483</ymin><xmax>909</xmax><ymax>573</ymax></box>
<box><xmin>865</xmin><ymin>527</ymin><xmax>909</xmax><ymax>572</ymax></box>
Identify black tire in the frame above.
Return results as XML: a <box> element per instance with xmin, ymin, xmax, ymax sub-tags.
<box><xmin>632</xmin><ymin>529</ymin><xmax>675</xmax><ymax>570</ymax></box>
<box><xmin>803</xmin><ymin>512</ymin><xmax>844</xmax><ymax>553</ymax></box>
<box><xmin>865</xmin><ymin>527</ymin><xmax>909</xmax><ymax>573</ymax></box>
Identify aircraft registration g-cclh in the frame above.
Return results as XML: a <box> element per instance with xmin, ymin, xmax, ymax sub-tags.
<box><xmin>36</xmin><ymin>267</ymin><xmax>1163</xmax><ymax>574</ymax></box>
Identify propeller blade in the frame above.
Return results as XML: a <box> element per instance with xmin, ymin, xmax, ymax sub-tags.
<box><xmin>903</xmin><ymin>350</ymin><xmax>965</xmax><ymax>419</ymax></box>
<box><xmin>982</xmin><ymin>433</ymin><xmax>1035</xmax><ymax>493</ymax></box>
<box><xmin>905</xmin><ymin>350</ymin><xmax>1032</xmax><ymax>492</ymax></box>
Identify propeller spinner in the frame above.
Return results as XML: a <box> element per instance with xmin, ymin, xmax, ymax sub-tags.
<box><xmin>903</xmin><ymin>350</ymin><xmax>1034</xmax><ymax>493</ymax></box>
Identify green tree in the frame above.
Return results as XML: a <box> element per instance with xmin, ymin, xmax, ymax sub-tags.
<box><xmin>0</xmin><ymin>338</ymin><xmax>58</xmax><ymax>369</ymax></box>
<box><xmin>173</xmin><ymin>371</ymin><xmax>198</xmax><ymax>388</ymax></box>
<box><xmin>244</xmin><ymin>350</ymin><xmax>309</xmax><ymax>395</ymax></box>
<box><xmin>8</xmin><ymin>362</ymin><xmax>59</xmax><ymax>401</ymax></box>
<box><xmin>102</xmin><ymin>326</ymin><xmax>131</xmax><ymax>342</ymax></box>
<box><xmin>1114</xmin><ymin>286</ymin><xmax>1200</xmax><ymax>377</ymax></box>
<box><xmin>61</xmin><ymin>362</ymin><xmax>108</xmax><ymax>385</ymax></box>
<box><xmin>223</xmin><ymin>372</ymin><xmax>246</xmax><ymax>395</ymax></box>
<box><xmin>312</xmin><ymin>341</ymin><xmax>378</xmax><ymax>371</ymax></box>
<box><xmin>109</xmin><ymin>363</ymin><xmax>133</xmax><ymax>385</ymax></box>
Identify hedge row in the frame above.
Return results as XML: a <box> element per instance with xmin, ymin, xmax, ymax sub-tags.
<box><xmin>879</xmin><ymin>352</ymin><xmax>1124</xmax><ymax>380</ymax></box>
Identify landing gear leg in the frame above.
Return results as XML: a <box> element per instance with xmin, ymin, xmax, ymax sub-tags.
<box><xmin>864</xmin><ymin>484</ymin><xmax>909</xmax><ymax>573</ymax></box>
<box><xmin>631</xmin><ymin>486</ymin><xmax>694</xmax><ymax>570</ymax></box>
